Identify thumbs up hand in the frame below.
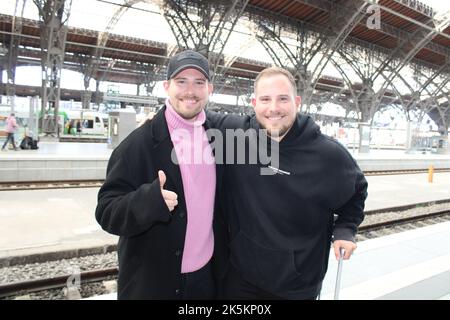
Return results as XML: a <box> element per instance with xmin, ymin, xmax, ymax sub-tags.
<box><xmin>158</xmin><ymin>170</ymin><xmax>178</xmax><ymax>212</ymax></box>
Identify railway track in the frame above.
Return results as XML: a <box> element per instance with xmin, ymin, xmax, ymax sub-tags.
<box><xmin>364</xmin><ymin>168</ymin><xmax>450</xmax><ymax>176</ymax></box>
<box><xmin>1</xmin><ymin>204</ymin><xmax>449</xmax><ymax>299</ymax></box>
<box><xmin>1</xmin><ymin>169</ymin><xmax>449</xmax><ymax>191</ymax></box>
<box><xmin>0</xmin><ymin>180</ymin><xmax>103</xmax><ymax>191</ymax></box>
<box><xmin>359</xmin><ymin>209</ymin><xmax>450</xmax><ymax>233</ymax></box>
<box><xmin>0</xmin><ymin>267</ymin><xmax>118</xmax><ymax>299</ymax></box>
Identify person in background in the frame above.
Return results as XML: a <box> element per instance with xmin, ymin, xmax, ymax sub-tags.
<box><xmin>20</xmin><ymin>130</ymin><xmax>39</xmax><ymax>150</ymax></box>
<box><xmin>76</xmin><ymin>120</ymin><xmax>82</xmax><ymax>136</ymax></box>
<box><xmin>1</xmin><ymin>113</ymin><xmax>19</xmax><ymax>151</ymax></box>
<box><xmin>65</xmin><ymin>120</ymin><xmax>72</xmax><ymax>135</ymax></box>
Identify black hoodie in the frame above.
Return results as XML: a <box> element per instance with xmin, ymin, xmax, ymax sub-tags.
<box><xmin>221</xmin><ymin>114</ymin><xmax>368</xmax><ymax>299</ymax></box>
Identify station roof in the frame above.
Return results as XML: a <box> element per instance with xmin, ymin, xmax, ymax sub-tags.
<box><xmin>0</xmin><ymin>0</ymin><xmax>448</xmax><ymax>84</ymax></box>
<box><xmin>245</xmin><ymin>0</ymin><xmax>449</xmax><ymax>67</ymax></box>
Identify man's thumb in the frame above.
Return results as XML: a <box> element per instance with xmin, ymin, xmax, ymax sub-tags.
<box><xmin>158</xmin><ymin>170</ymin><xmax>166</xmax><ymax>189</ymax></box>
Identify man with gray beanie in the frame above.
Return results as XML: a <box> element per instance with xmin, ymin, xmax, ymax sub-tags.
<box><xmin>96</xmin><ymin>50</ymin><xmax>224</xmax><ymax>299</ymax></box>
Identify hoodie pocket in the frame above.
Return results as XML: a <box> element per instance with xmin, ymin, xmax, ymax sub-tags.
<box><xmin>230</xmin><ymin>230</ymin><xmax>302</xmax><ymax>293</ymax></box>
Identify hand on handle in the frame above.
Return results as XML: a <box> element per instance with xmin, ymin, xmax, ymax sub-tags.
<box><xmin>333</xmin><ymin>240</ymin><xmax>356</xmax><ymax>260</ymax></box>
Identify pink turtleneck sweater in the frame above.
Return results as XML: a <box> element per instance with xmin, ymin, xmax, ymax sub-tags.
<box><xmin>164</xmin><ymin>99</ymin><xmax>216</xmax><ymax>273</ymax></box>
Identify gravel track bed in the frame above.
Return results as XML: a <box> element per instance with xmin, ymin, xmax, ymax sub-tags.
<box><xmin>361</xmin><ymin>202</ymin><xmax>450</xmax><ymax>226</ymax></box>
<box><xmin>0</xmin><ymin>252</ymin><xmax>117</xmax><ymax>285</ymax></box>
<box><xmin>2</xmin><ymin>203</ymin><xmax>450</xmax><ymax>299</ymax></box>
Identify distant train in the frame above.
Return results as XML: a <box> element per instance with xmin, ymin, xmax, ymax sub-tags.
<box><xmin>63</xmin><ymin>110</ymin><xmax>107</xmax><ymax>136</ymax></box>
<box><xmin>1</xmin><ymin>112</ymin><xmax>107</xmax><ymax>137</ymax></box>
<box><xmin>0</xmin><ymin>103</ymin><xmax>154</xmax><ymax>137</ymax></box>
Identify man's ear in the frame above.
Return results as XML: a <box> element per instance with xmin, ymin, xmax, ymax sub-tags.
<box><xmin>208</xmin><ymin>83</ymin><xmax>213</xmax><ymax>95</ymax></box>
<box><xmin>251</xmin><ymin>97</ymin><xmax>257</xmax><ymax>108</ymax></box>
<box><xmin>163</xmin><ymin>80</ymin><xmax>170</xmax><ymax>93</ymax></box>
<box><xmin>295</xmin><ymin>95</ymin><xmax>301</xmax><ymax>112</ymax></box>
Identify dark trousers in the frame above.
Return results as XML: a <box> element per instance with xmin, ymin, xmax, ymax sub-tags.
<box><xmin>220</xmin><ymin>263</ymin><xmax>317</xmax><ymax>300</ymax></box>
<box><xmin>180</xmin><ymin>260</ymin><xmax>215</xmax><ymax>300</ymax></box>
<box><xmin>2</xmin><ymin>133</ymin><xmax>17</xmax><ymax>150</ymax></box>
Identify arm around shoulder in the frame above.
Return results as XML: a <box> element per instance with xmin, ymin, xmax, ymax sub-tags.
<box><xmin>206</xmin><ymin>110</ymin><xmax>251</xmax><ymax>132</ymax></box>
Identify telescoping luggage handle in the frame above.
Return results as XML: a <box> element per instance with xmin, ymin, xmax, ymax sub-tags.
<box><xmin>317</xmin><ymin>247</ymin><xmax>344</xmax><ymax>300</ymax></box>
<box><xmin>334</xmin><ymin>247</ymin><xmax>345</xmax><ymax>300</ymax></box>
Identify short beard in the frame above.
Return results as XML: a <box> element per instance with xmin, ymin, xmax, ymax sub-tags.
<box><xmin>268</xmin><ymin>128</ymin><xmax>288</xmax><ymax>139</ymax></box>
<box><xmin>256</xmin><ymin>115</ymin><xmax>292</xmax><ymax>138</ymax></box>
<box><xmin>174</xmin><ymin>95</ymin><xmax>205</xmax><ymax>120</ymax></box>
<box><xmin>178</xmin><ymin>109</ymin><xmax>202</xmax><ymax>120</ymax></box>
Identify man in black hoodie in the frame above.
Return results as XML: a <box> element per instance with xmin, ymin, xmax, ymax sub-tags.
<box><xmin>218</xmin><ymin>67</ymin><xmax>368</xmax><ymax>300</ymax></box>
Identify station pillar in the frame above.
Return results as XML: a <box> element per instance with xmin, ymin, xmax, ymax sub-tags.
<box><xmin>108</xmin><ymin>109</ymin><xmax>136</xmax><ymax>149</ymax></box>
<box><xmin>358</xmin><ymin>123</ymin><xmax>371</xmax><ymax>153</ymax></box>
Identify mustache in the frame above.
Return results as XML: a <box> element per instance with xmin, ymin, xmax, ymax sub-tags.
<box><xmin>178</xmin><ymin>95</ymin><xmax>200</xmax><ymax>100</ymax></box>
<box><xmin>266</xmin><ymin>112</ymin><xmax>284</xmax><ymax>116</ymax></box>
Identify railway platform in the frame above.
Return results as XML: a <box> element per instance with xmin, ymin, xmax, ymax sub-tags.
<box><xmin>320</xmin><ymin>220</ymin><xmax>450</xmax><ymax>300</ymax></box>
<box><xmin>0</xmin><ymin>142</ymin><xmax>111</xmax><ymax>183</ymax></box>
<box><xmin>1</xmin><ymin>142</ymin><xmax>450</xmax><ymax>183</ymax></box>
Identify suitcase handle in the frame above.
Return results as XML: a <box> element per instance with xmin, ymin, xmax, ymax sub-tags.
<box><xmin>334</xmin><ymin>247</ymin><xmax>345</xmax><ymax>300</ymax></box>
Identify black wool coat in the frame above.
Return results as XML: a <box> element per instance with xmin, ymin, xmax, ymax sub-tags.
<box><xmin>95</xmin><ymin>106</ymin><xmax>226</xmax><ymax>299</ymax></box>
